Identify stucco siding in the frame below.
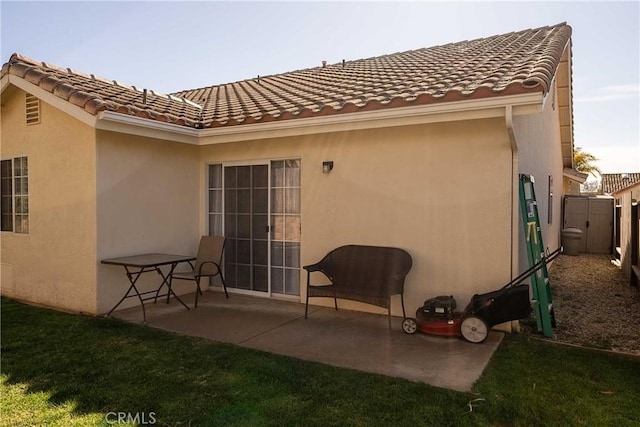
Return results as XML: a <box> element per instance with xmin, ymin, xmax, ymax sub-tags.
<box><xmin>1</xmin><ymin>88</ymin><xmax>97</xmax><ymax>313</ymax></box>
<box><xmin>95</xmin><ymin>131</ymin><xmax>200</xmax><ymax>313</ymax></box>
<box><xmin>200</xmin><ymin>119</ymin><xmax>513</xmax><ymax>314</ymax></box>
<box><xmin>564</xmin><ymin>177</ymin><xmax>582</xmax><ymax>195</ymax></box>
<box><xmin>514</xmin><ymin>82</ymin><xmax>564</xmax><ymax>257</ymax></box>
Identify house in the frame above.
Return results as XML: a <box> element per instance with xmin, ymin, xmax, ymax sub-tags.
<box><xmin>603</xmin><ymin>173</ymin><xmax>640</xmax><ymax>283</ymax></box>
<box><xmin>1</xmin><ymin>23</ymin><xmax>584</xmax><ymax>330</ymax></box>
<box><xmin>602</xmin><ymin>173</ymin><xmax>640</xmax><ymax>199</ymax></box>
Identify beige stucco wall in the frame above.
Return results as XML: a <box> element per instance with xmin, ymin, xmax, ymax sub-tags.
<box><xmin>564</xmin><ymin>177</ymin><xmax>582</xmax><ymax>195</ymax></box>
<box><xmin>1</xmin><ymin>84</ymin><xmax>565</xmax><ymax>324</ymax></box>
<box><xmin>95</xmin><ymin>131</ymin><xmax>200</xmax><ymax>313</ymax></box>
<box><xmin>199</xmin><ymin>118</ymin><xmax>514</xmax><ymax>315</ymax></box>
<box><xmin>1</xmin><ymin>88</ymin><xmax>97</xmax><ymax>313</ymax></box>
<box><xmin>514</xmin><ymin>82</ymin><xmax>565</xmax><ymax>259</ymax></box>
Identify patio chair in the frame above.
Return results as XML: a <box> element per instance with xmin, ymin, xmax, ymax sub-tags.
<box><xmin>170</xmin><ymin>236</ymin><xmax>229</xmax><ymax>307</ymax></box>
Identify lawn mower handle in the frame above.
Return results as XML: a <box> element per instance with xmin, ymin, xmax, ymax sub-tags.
<box><xmin>500</xmin><ymin>247</ymin><xmax>562</xmax><ymax>291</ymax></box>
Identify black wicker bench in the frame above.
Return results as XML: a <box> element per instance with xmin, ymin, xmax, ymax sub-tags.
<box><xmin>303</xmin><ymin>245</ymin><xmax>413</xmax><ymax>326</ymax></box>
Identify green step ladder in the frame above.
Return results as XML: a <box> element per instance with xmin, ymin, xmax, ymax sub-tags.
<box><xmin>519</xmin><ymin>174</ymin><xmax>555</xmax><ymax>337</ymax></box>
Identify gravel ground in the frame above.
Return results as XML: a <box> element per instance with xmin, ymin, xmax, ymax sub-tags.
<box><xmin>525</xmin><ymin>253</ymin><xmax>640</xmax><ymax>355</ymax></box>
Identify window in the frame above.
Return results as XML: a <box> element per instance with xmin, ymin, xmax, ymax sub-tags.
<box><xmin>208</xmin><ymin>164</ymin><xmax>222</xmax><ymax>235</ymax></box>
<box><xmin>1</xmin><ymin>157</ymin><xmax>29</xmax><ymax>233</ymax></box>
<box><xmin>1</xmin><ymin>160</ymin><xmax>12</xmax><ymax>231</ymax></box>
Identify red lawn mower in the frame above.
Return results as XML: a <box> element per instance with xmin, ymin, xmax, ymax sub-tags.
<box><xmin>401</xmin><ymin>248</ymin><xmax>561</xmax><ymax>343</ymax></box>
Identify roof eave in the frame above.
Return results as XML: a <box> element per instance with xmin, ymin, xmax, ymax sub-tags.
<box><xmin>2</xmin><ymin>74</ymin><xmax>97</xmax><ymax>128</ymax></box>
<box><xmin>611</xmin><ymin>181</ymin><xmax>640</xmax><ymax>196</ymax></box>
<box><xmin>557</xmin><ymin>41</ymin><xmax>574</xmax><ymax>169</ymax></box>
<box><xmin>1</xmin><ymin>74</ymin><xmax>10</xmax><ymax>94</ymax></box>
<box><xmin>96</xmin><ymin>111</ymin><xmax>199</xmax><ymax>144</ymax></box>
<box><xmin>2</xmin><ymin>71</ymin><xmax>544</xmax><ymax>146</ymax></box>
<box><xmin>93</xmin><ymin>92</ymin><xmax>543</xmax><ymax>144</ymax></box>
<box><xmin>194</xmin><ymin>92</ymin><xmax>544</xmax><ymax>145</ymax></box>
<box><xmin>563</xmin><ymin>167</ymin><xmax>588</xmax><ymax>184</ymax></box>
<box><xmin>97</xmin><ymin>91</ymin><xmax>542</xmax><ymax>144</ymax></box>
<box><xmin>1</xmin><ymin>74</ymin><xmax>200</xmax><ymax>144</ymax></box>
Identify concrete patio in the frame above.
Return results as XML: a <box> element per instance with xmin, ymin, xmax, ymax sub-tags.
<box><xmin>112</xmin><ymin>291</ymin><xmax>503</xmax><ymax>392</ymax></box>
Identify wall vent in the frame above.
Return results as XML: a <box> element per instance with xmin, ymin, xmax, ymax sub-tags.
<box><xmin>25</xmin><ymin>93</ymin><xmax>40</xmax><ymax>125</ymax></box>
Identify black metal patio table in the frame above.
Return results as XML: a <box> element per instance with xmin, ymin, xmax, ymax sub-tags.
<box><xmin>101</xmin><ymin>253</ymin><xmax>196</xmax><ymax>322</ymax></box>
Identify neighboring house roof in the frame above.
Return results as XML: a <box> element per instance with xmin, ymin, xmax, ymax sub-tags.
<box><xmin>602</xmin><ymin>173</ymin><xmax>640</xmax><ymax>195</ymax></box>
<box><xmin>1</xmin><ymin>23</ymin><xmax>571</xmax><ymax>130</ymax></box>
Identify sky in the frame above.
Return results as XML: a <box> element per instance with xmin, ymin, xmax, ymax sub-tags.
<box><xmin>1</xmin><ymin>1</ymin><xmax>639</xmax><ymax>173</ymax></box>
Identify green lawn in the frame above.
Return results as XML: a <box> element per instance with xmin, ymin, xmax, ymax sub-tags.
<box><xmin>1</xmin><ymin>298</ymin><xmax>639</xmax><ymax>426</ymax></box>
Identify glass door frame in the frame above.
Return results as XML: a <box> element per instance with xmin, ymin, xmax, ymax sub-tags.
<box><xmin>206</xmin><ymin>158</ymin><xmax>301</xmax><ymax>299</ymax></box>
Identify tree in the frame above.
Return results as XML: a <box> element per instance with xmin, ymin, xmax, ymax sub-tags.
<box><xmin>573</xmin><ymin>146</ymin><xmax>601</xmax><ymax>176</ymax></box>
<box><xmin>574</xmin><ymin>147</ymin><xmax>601</xmax><ymax>194</ymax></box>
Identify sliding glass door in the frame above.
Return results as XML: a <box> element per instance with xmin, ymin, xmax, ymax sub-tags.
<box><xmin>270</xmin><ymin>160</ymin><xmax>301</xmax><ymax>296</ymax></box>
<box><xmin>223</xmin><ymin>164</ymin><xmax>269</xmax><ymax>292</ymax></box>
<box><xmin>207</xmin><ymin>159</ymin><xmax>300</xmax><ymax>296</ymax></box>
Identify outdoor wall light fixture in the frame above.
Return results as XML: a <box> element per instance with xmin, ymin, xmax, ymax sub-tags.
<box><xmin>322</xmin><ymin>161</ymin><xmax>334</xmax><ymax>173</ymax></box>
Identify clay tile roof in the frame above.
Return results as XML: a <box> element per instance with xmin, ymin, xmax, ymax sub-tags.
<box><xmin>2</xmin><ymin>23</ymin><xmax>571</xmax><ymax>129</ymax></box>
<box><xmin>601</xmin><ymin>173</ymin><xmax>640</xmax><ymax>195</ymax></box>
<box><xmin>1</xmin><ymin>53</ymin><xmax>203</xmax><ymax>127</ymax></box>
